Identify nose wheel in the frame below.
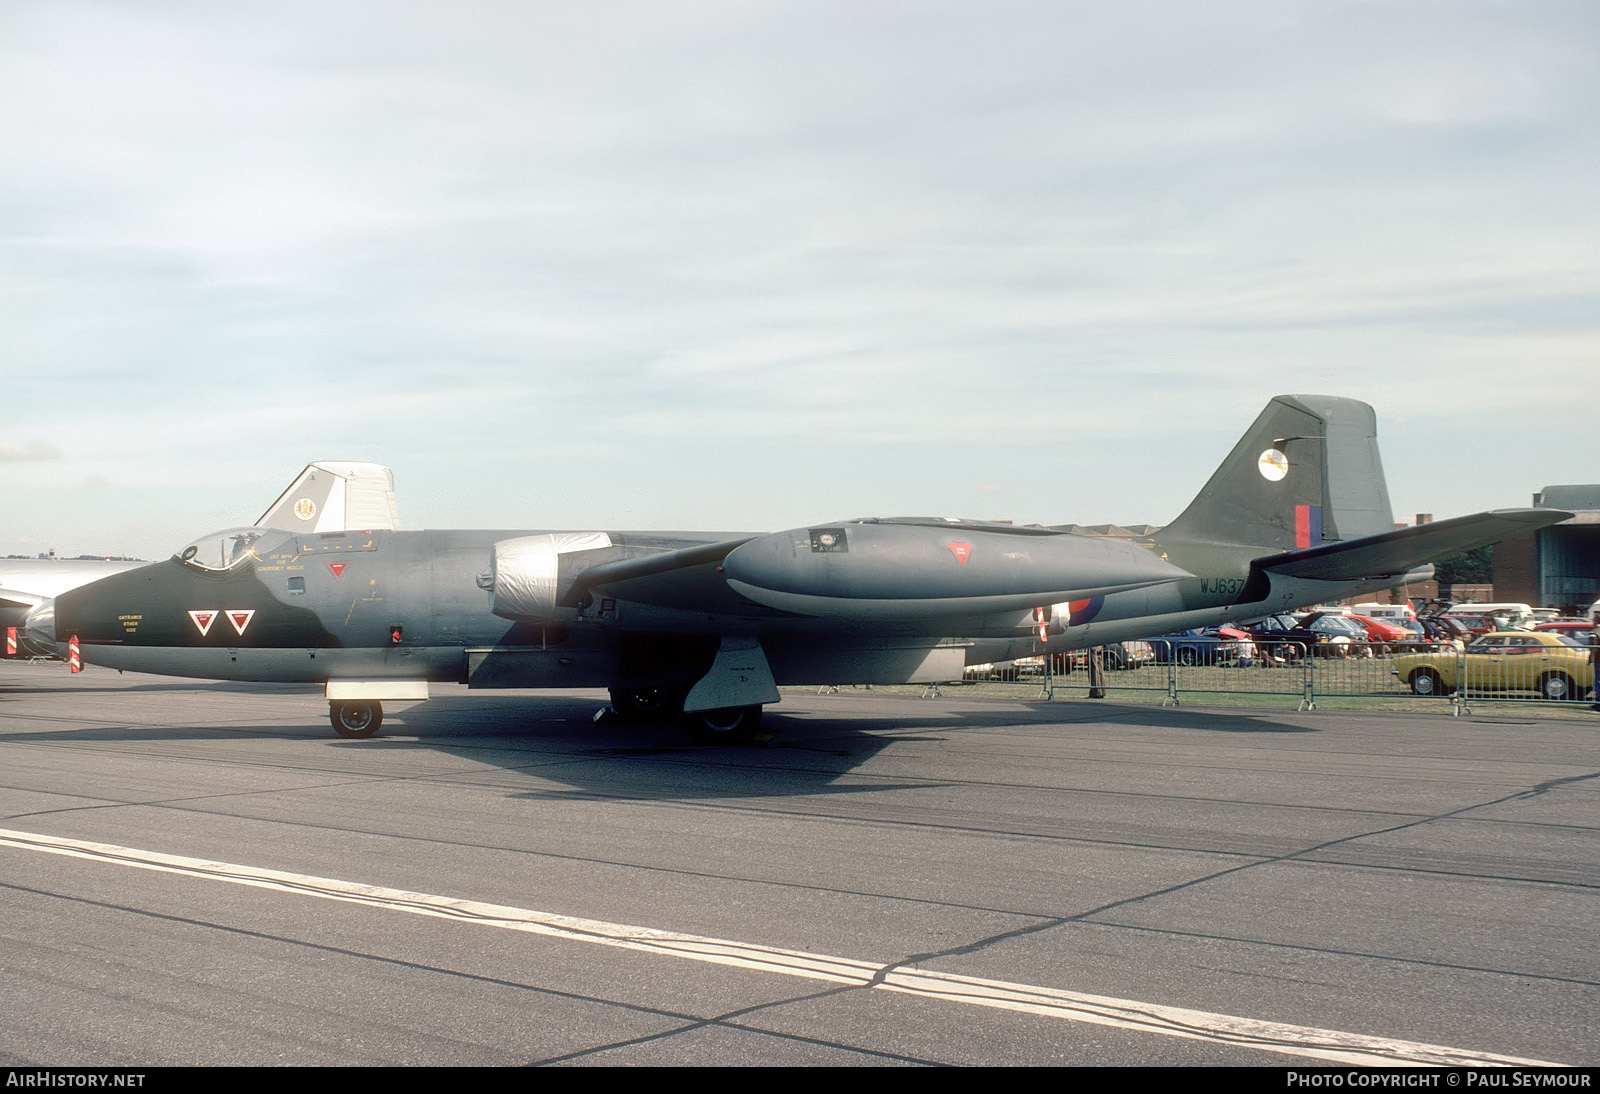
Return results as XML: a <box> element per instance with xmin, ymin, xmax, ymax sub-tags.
<box><xmin>330</xmin><ymin>700</ymin><xmax>383</xmax><ymax>738</ymax></box>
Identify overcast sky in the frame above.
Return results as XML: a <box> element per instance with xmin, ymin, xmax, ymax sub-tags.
<box><xmin>3</xmin><ymin>0</ymin><xmax>1595</xmax><ymax>559</ymax></box>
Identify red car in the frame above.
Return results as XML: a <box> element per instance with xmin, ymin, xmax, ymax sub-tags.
<box><xmin>1535</xmin><ymin>621</ymin><xmax>1598</xmax><ymax>647</ymax></box>
<box><xmin>1345</xmin><ymin>613</ymin><xmax>1413</xmax><ymax>650</ymax></box>
<box><xmin>1445</xmin><ymin>614</ymin><xmax>1497</xmax><ymax>636</ymax></box>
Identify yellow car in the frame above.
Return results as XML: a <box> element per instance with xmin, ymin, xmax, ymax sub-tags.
<box><xmin>1392</xmin><ymin>631</ymin><xmax>1595</xmax><ymax>700</ymax></box>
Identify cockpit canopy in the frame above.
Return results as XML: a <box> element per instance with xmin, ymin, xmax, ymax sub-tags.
<box><xmin>176</xmin><ymin>526</ymin><xmax>294</xmax><ymax>572</ymax></box>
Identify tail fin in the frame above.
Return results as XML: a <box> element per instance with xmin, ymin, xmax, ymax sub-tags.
<box><xmin>1159</xmin><ymin>395</ymin><xmax>1394</xmax><ymax>550</ymax></box>
<box><xmin>256</xmin><ymin>461</ymin><xmax>401</xmax><ymax>533</ymax></box>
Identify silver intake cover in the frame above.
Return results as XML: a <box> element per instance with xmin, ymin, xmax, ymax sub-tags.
<box><xmin>489</xmin><ymin>533</ymin><xmax>613</xmax><ymax>621</ymax></box>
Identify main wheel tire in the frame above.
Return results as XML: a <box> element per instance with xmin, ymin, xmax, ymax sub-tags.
<box><xmin>1538</xmin><ymin>673</ymin><xmax>1576</xmax><ymax>701</ymax></box>
<box><xmin>609</xmin><ymin>686</ymin><xmax>684</xmax><ymax>721</ymax></box>
<box><xmin>1409</xmin><ymin>669</ymin><xmax>1443</xmax><ymax>697</ymax></box>
<box><xmin>330</xmin><ymin>700</ymin><xmax>382</xmax><ymax>738</ymax></box>
<box><xmin>682</xmin><ymin>705</ymin><xmax>762</xmax><ymax>744</ymax></box>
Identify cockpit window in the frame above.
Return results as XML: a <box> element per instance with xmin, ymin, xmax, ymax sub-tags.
<box><xmin>176</xmin><ymin>527</ymin><xmax>291</xmax><ymax>572</ymax></box>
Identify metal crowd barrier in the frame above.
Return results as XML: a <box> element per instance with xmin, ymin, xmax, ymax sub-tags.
<box><xmin>956</xmin><ymin>639</ymin><xmax>1598</xmax><ymax>714</ymax></box>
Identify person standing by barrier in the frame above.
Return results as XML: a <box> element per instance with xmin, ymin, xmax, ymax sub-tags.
<box><xmin>1591</xmin><ymin>617</ymin><xmax>1599</xmax><ymax>712</ymax></box>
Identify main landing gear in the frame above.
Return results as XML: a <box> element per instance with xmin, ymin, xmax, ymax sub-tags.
<box><xmin>330</xmin><ymin>700</ymin><xmax>383</xmax><ymax>739</ymax></box>
<box><xmin>681</xmin><ymin>703</ymin><xmax>764</xmax><ymax>744</ymax></box>
<box><xmin>324</xmin><ymin>691</ymin><xmax>762</xmax><ymax>743</ymax></box>
<box><xmin>607</xmin><ymin>687</ymin><xmax>764</xmax><ymax>744</ymax></box>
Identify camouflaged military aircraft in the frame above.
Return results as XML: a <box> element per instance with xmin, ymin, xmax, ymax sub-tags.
<box><xmin>15</xmin><ymin>461</ymin><xmax>397</xmax><ymax>661</ymax></box>
<box><xmin>4</xmin><ymin>463</ymin><xmax>401</xmax><ymax>659</ymax></box>
<box><xmin>42</xmin><ymin>396</ymin><xmax>1569</xmax><ymax>740</ymax></box>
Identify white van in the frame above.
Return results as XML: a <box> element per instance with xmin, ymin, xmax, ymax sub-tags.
<box><xmin>1350</xmin><ymin>602</ymin><xmax>1417</xmax><ymax>623</ymax></box>
<box><xmin>1444</xmin><ymin>602</ymin><xmax>1534</xmax><ymax>626</ymax></box>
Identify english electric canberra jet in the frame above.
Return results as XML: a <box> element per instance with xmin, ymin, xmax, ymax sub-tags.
<box><xmin>43</xmin><ymin>396</ymin><xmax>1568</xmax><ymax>739</ymax></box>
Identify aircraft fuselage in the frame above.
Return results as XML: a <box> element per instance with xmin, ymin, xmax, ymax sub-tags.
<box><xmin>51</xmin><ymin>523</ymin><xmax>1395</xmax><ymax>692</ymax></box>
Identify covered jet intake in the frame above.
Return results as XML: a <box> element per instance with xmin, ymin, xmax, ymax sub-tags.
<box><xmin>485</xmin><ymin>532</ymin><xmax>614</xmax><ymax>622</ymax></box>
<box><xmin>719</xmin><ymin>519</ymin><xmax>1194</xmax><ymax>619</ymax></box>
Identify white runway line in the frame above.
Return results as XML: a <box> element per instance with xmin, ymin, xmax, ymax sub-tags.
<box><xmin>0</xmin><ymin>826</ymin><xmax>1566</xmax><ymax>1067</ymax></box>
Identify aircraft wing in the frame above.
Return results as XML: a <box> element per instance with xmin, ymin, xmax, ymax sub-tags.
<box><xmin>564</xmin><ymin>537</ymin><xmax>777</xmax><ymax>616</ymax></box>
<box><xmin>1256</xmin><ymin>508</ymin><xmax>1572</xmax><ymax>582</ymax></box>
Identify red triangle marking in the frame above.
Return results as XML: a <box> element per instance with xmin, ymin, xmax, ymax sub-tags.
<box><xmin>948</xmin><ymin>542</ymin><xmax>972</xmax><ymax>566</ymax></box>
<box><xmin>226</xmin><ymin>610</ymin><xmax>256</xmax><ymax>636</ymax></box>
<box><xmin>327</xmin><ymin>562</ymin><xmax>348</xmax><ymax>579</ymax></box>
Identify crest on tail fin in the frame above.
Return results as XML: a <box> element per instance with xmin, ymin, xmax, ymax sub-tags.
<box><xmin>256</xmin><ymin>462</ymin><xmax>401</xmax><ymax>533</ymax></box>
<box><xmin>1160</xmin><ymin>395</ymin><xmax>1394</xmax><ymax>551</ymax></box>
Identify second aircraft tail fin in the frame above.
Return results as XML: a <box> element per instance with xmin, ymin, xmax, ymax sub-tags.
<box><xmin>256</xmin><ymin>461</ymin><xmax>401</xmax><ymax>533</ymax></box>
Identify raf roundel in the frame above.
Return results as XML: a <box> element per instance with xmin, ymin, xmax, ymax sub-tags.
<box><xmin>1257</xmin><ymin>448</ymin><xmax>1289</xmax><ymax>482</ymax></box>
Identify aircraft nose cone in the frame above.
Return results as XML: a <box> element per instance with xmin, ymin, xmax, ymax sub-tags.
<box><xmin>22</xmin><ymin>600</ymin><xmax>60</xmax><ymax>659</ymax></box>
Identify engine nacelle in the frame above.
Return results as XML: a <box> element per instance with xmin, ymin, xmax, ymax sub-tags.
<box><xmin>486</xmin><ymin>533</ymin><xmax>613</xmax><ymax>622</ymax></box>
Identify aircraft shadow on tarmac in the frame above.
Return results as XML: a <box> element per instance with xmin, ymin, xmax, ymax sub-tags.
<box><xmin>0</xmin><ymin>680</ymin><xmax>1321</xmax><ymax>803</ymax></box>
<box><xmin>0</xmin><ymin>679</ymin><xmax>322</xmax><ymax>697</ymax></box>
<box><xmin>377</xmin><ymin>694</ymin><xmax>1322</xmax><ymax>802</ymax></box>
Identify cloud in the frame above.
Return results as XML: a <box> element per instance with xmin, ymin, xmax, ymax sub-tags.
<box><xmin>0</xmin><ymin>440</ymin><xmax>63</xmax><ymax>462</ymax></box>
<box><xmin>0</xmin><ymin>1</ymin><xmax>1594</xmax><ymax>556</ymax></box>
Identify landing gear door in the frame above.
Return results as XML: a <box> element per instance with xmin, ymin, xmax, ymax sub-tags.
<box><xmin>683</xmin><ymin>637</ymin><xmax>781</xmax><ymax>713</ymax></box>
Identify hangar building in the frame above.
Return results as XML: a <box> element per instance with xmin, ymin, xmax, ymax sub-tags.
<box><xmin>1493</xmin><ymin>485</ymin><xmax>1600</xmax><ymax>613</ymax></box>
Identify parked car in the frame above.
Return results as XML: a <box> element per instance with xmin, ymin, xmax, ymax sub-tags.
<box><xmin>964</xmin><ymin>656</ymin><xmax>1046</xmax><ymax>681</ymax></box>
<box><xmin>1439</xmin><ymin>613</ymin><xmax>1497</xmax><ymax>637</ymax></box>
<box><xmin>1443</xmin><ymin>601</ymin><xmax>1532</xmax><ymax>617</ymax></box>
<box><xmin>1443</xmin><ymin>603</ymin><xmax>1535</xmax><ymax>630</ymax></box>
<box><xmin>1147</xmin><ymin>627</ymin><xmax>1254</xmax><ymax>666</ymax></box>
<box><xmin>1414</xmin><ymin>615</ymin><xmax>1469</xmax><ymax>651</ymax></box>
<box><xmin>1391</xmin><ymin>631</ymin><xmax>1595</xmax><ymax>700</ymax></box>
<box><xmin>1241</xmin><ymin>613</ymin><xmax>1350</xmax><ymax>659</ymax></box>
<box><xmin>1345</xmin><ymin>613</ymin><xmax>1412</xmax><ymax>651</ymax></box>
<box><xmin>1534</xmin><ymin>621</ymin><xmax>1599</xmax><ymax>647</ymax></box>
<box><xmin>1381</xmin><ymin>617</ymin><xmax>1433</xmax><ymax>650</ymax></box>
<box><xmin>1103</xmin><ymin>640</ymin><xmax>1156</xmax><ymax>670</ymax></box>
<box><xmin>1304</xmin><ymin>612</ymin><xmax>1374</xmax><ymax>654</ymax></box>
<box><xmin>1054</xmin><ymin>640</ymin><xmax>1157</xmax><ymax>672</ymax></box>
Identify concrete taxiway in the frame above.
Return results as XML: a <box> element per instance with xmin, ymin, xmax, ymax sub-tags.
<box><xmin>1</xmin><ymin>661</ymin><xmax>1594</xmax><ymax>1066</ymax></box>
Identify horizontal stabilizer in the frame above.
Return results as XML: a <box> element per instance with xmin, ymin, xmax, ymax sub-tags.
<box><xmin>1258</xmin><ymin>508</ymin><xmax>1571</xmax><ymax>582</ymax></box>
